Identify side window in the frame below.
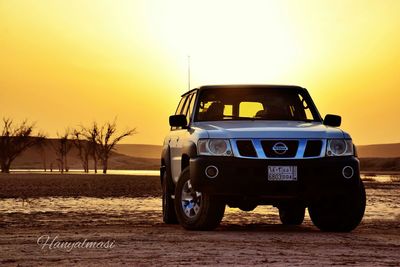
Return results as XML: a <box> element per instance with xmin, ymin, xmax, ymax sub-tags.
<box><xmin>172</xmin><ymin>95</ymin><xmax>189</xmax><ymax>130</ymax></box>
<box><xmin>182</xmin><ymin>94</ymin><xmax>193</xmax><ymax>123</ymax></box>
<box><xmin>175</xmin><ymin>96</ymin><xmax>188</xmax><ymax>115</ymax></box>
<box><xmin>239</xmin><ymin>102</ymin><xmax>264</xmax><ymax>118</ymax></box>
<box><xmin>186</xmin><ymin>92</ymin><xmax>197</xmax><ymax>124</ymax></box>
<box><xmin>180</xmin><ymin>94</ymin><xmax>191</xmax><ymax>120</ymax></box>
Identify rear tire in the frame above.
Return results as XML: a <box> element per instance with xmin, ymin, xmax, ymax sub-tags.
<box><xmin>308</xmin><ymin>181</ymin><xmax>366</xmax><ymax>232</ymax></box>
<box><xmin>162</xmin><ymin>171</ymin><xmax>178</xmax><ymax>224</ymax></box>
<box><xmin>279</xmin><ymin>204</ymin><xmax>305</xmax><ymax>225</ymax></box>
<box><xmin>174</xmin><ymin>167</ymin><xmax>225</xmax><ymax>230</ymax></box>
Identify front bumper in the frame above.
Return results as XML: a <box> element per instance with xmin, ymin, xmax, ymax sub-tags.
<box><xmin>190</xmin><ymin>156</ymin><xmax>361</xmax><ymax>201</ymax></box>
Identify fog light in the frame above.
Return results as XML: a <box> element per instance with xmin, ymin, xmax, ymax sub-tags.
<box><xmin>342</xmin><ymin>166</ymin><xmax>354</xmax><ymax>179</ymax></box>
<box><xmin>205</xmin><ymin>165</ymin><xmax>219</xmax><ymax>179</ymax></box>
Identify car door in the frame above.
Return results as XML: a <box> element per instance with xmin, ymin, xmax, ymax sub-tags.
<box><xmin>169</xmin><ymin>94</ymin><xmax>190</xmax><ymax>181</ymax></box>
<box><xmin>170</xmin><ymin>92</ymin><xmax>196</xmax><ymax>182</ymax></box>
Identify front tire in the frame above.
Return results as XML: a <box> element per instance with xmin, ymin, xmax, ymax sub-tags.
<box><xmin>308</xmin><ymin>181</ymin><xmax>366</xmax><ymax>232</ymax></box>
<box><xmin>174</xmin><ymin>167</ymin><xmax>225</xmax><ymax>230</ymax></box>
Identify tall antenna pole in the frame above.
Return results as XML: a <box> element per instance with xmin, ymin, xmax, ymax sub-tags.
<box><xmin>187</xmin><ymin>55</ymin><xmax>191</xmax><ymax>91</ymax></box>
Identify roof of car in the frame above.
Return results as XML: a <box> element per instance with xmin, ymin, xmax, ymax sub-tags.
<box><xmin>181</xmin><ymin>84</ymin><xmax>306</xmax><ymax>97</ymax></box>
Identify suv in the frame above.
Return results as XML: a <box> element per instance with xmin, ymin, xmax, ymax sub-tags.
<box><xmin>161</xmin><ymin>85</ymin><xmax>365</xmax><ymax>232</ymax></box>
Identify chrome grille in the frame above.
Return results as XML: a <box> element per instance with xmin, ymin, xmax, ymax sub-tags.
<box><xmin>231</xmin><ymin>139</ymin><xmax>326</xmax><ymax>159</ymax></box>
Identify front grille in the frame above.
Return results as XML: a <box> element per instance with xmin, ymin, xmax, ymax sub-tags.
<box><xmin>261</xmin><ymin>140</ymin><xmax>299</xmax><ymax>158</ymax></box>
<box><xmin>236</xmin><ymin>140</ymin><xmax>257</xmax><ymax>157</ymax></box>
<box><xmin>232</xmin><ymin>139</ymin><xmax>325</xmax><ymax>159</ymax></box>
<box><xmin>304</xmin><ymin>140</ymin><xmax>323</xmax><ymax>157</ymax></box>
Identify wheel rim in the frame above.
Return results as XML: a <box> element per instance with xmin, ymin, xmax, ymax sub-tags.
<box><xmin>181</xmin><ymin>180</ymin><xmax>202</xmax><ymax>218</ymax></box>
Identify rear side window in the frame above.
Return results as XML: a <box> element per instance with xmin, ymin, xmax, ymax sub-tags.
<box><xmin>172</xmin><ymin>92</ymin><xmax>197</xmax><ymax>130</ymax></box>
<box><xmin>180</xmin><ymin>95</ymin><xmax>191</xmax><ymax>116</ymax></box>
<box><xmin>175</xmin><ymin>96</ymin><xmax>188</xmax><ymax>115</ymax></box>
<box><xmin>172</xmin><ymin>95</ymin><xmax>189</xmax><ymax>131</ymax></box>
<box><xmin>186</xmin><ymin>92</ymin><xmax>197</xmax><ymax>123</ymax></box>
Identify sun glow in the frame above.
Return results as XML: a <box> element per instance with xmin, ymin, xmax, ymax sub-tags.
<box><xmin>146</xmin><ymin>0</ymin><xmax>302</xmax><ymax>85</ymax></box>
<box><xmin>1</xmin><ymin>0</ymin><xmax>400</xmax><ymax>145</ymax></box>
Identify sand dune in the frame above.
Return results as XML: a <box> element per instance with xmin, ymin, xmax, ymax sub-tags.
<box><xmin>357</xmin><ymin>143</ymin><xmax>400</xmax><ymax>158</ymax></box>
<box><xmin>115</xmin><ymin>144</ymin><xmax>162</xmax><ymax>159</ymax></box>
<box><xmin>11</xmin><ymin>139</ymin><xmax>159</xmax><ymax>170</ymax></box>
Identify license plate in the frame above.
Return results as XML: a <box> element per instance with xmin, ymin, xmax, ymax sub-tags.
<box><xmin>268</xmin><ymin>166</ymin><xmax>298</xmax><ymax>181</ymax></box>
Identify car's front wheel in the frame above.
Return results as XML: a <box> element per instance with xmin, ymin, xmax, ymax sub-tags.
<box><xmin>308</xmin><ymin>181</ymin><xmax>366</xmax><ymax>232</ymax></box>
<box><xmin>174</xmin><ymin>167</ymin><xmax>225</xmax><ymax>230</ymax></box>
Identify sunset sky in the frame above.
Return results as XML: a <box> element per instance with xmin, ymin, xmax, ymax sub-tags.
<box><xmin>1</xmin><ymin>0</ymin><xmax>399</xmax><ymax>145</ymax></box>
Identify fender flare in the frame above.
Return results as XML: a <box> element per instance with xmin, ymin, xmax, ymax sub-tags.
<box><xmin>182</xmin><ymin>141</ymin><xmax>197</xmax><ymax>159</ymax></box>
<box><xmin>180</xmin><ymin>141</ymin><xmax>197</xmax><ymax>177</ymax></box>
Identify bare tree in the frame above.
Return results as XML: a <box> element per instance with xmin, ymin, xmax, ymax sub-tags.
<box><xmin>72</xmin><ymin>129</ymin><xmax>90</xmax><ymax>173</ymax></box>
<box><xmin>36</xmin><ymin>141</ymin><xmax>48</xmax><ymax>171</ymax></box>
<box><xmin>96</xmin><ymin>120</ymin><xmax>136</xmax><ymax>174</ymax></box>
<box><xmin>52</xmin><ymin>130</ymin><xmax>73</xmax><ymax>174</ymax></box>
<box><xmin>82</xmin><ymin>123</ymin><xmax>99</xmax><ymax>173</ymax></box>
<box><xmin>0</xmin><ymin>118</ymin><xmax>45</xmax><ymax>173</ymax></box>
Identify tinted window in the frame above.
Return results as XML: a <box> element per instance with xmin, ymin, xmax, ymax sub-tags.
<box><xmin>172</xmin><ymin>95</ymin><xmax>190</xmax><ymax>130</ymax></box>
<box><xmin>195</xmin><ymin>88</ymin><xmax>320</xmax><ymax>122</ymax></box>
<box><xmin>239</xmin><ymin>102</ymin><xmax>264</xmax><ymax>118</ymax></box>
<box><xmin>186</xmin><ymin>92</ymin><xmax>197</xmax><ymax>123</ymax></box>
<box><xmin>175</xmin><ymin>95</ymin><xmax>188</xmax><ymax>115</ymax></box>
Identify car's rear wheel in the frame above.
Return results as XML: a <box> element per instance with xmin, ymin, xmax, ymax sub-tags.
<box><xmin>308</xmin><ymin>181</ymin><xmax>366</xmax><ymax>232</ymax></box>
<box><xmin>162</xmin><ymin>171</ymin><xmax>178</xmax><ymax>224</ymax></box>
<box><xmin>279</xmin><ymin>204</ymin><xmax>305</xmax><ymax>225</ymax></box>
<box><xmin>174</xmin><ymin>167</ymin><xmax>225</xmax><ymax>230</ymax></box>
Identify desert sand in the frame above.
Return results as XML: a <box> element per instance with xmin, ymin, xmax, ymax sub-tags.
<box><xmin>0</xmin><ymin>173</ymin><xmax>399</xmax><ymax>266</ymax></box>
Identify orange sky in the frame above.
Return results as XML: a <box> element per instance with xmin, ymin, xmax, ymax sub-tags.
<box><xmin>0</xmin><ymin>0</ymin><xmax>399</xmax><ymax>145</ymax></box>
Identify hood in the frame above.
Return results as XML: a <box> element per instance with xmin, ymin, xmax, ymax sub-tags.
<box><xmin>193</xmin><ymin>121</ymin><xmax>347</xmax><ymax>139</ymax></box>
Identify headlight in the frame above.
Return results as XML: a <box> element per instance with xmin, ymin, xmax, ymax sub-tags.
<box><xmin>198</xmin><ymin>139</ymin><xmax>233</xmax><ymax>156</ymax></box>
<box><xmin>326</xmin><ymin>139</ymin><xmax>354</xmax><ymax>156</ymax></box>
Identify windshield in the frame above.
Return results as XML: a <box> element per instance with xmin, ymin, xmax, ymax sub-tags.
<box><xmin>194</xmin><ymin>88</ymin><xmax>321</xmax><ymax>122</ymax></box>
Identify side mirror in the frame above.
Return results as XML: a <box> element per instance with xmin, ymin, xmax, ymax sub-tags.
<box><xmin>323</xmin><ymin>114</ymin><xmax>341</xmax><ymax>127</ymax></box>
<box><xmin>169</xmin><ymin>114</ymin><xmax>187</xmax><ymax>127</ymax></box>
